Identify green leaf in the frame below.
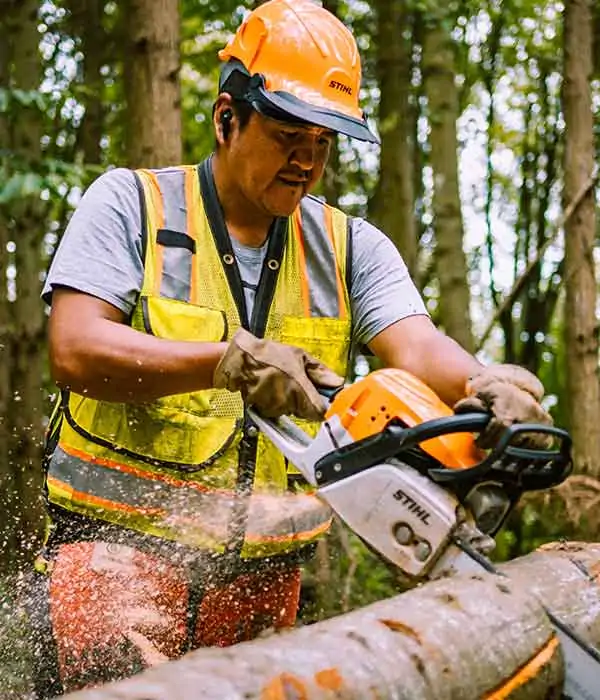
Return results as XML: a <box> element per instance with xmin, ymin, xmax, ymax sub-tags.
<box><xmin>0</xmin><ymin>173</ymin><xmax>26</xmax><ymax>204</ymax></box>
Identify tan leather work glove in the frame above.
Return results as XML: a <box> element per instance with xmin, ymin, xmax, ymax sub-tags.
<box><xmin>453</xmin><ymin>364</ymin><xmax>553</xmax><ymax>449</ymax></box>
<box><xmin>213</xmin><ymin>328</ymin><xmax>344</xmax><ymax>421</ymax></box>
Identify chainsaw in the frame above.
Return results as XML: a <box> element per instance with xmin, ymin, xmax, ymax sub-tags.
<box><xmin>247</xmin><ymin>367</ymin><xmax>600</xmax><ymax>700</ymax></box>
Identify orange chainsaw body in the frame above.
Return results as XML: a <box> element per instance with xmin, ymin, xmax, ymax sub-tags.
<box><xmin>326</xmin><ymin>368</ymin><xmax>484</xmax><ymax>469</ymax></box>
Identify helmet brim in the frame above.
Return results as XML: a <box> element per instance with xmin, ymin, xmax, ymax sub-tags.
<box><xmin>251</xmin><ymin>86</ymin><xmax>379</xmax><ymax>144</ymax></box>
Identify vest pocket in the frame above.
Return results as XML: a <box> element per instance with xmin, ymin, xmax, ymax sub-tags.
<box><xmin>137</xmin><ymin>294</ymin><xmax>232</xmax><ymax>416</ymax></box>
<box><xmin>141</xmin><ymin>295</ymin><xmax>227</xmax><ymax>342</ymax></box>
<box><xmin>127</xmin><ymin>295</ymin><xmax>240</xmax><ymax>427</ymax></box>
<box><xmin>278</xmin><ymin>316</ymin><xmax>351</xmax><ymax>377</ymax></box>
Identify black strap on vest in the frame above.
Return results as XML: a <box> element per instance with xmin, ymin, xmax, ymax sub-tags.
<box><xmin>198</xmin><ymin>156</ymin><xmax>290</xmax><ymax>558</ymax></box>
<box><xmin>198</xmin><ymin>157</ymin><xmax>287</xmax><ymax>336</ymax></box>
<box><xmin>157</xmin><ymin>228</ymin><xmax>196</xmax><ymax>253</ymax></box>
<box><xmin>346</xmin><ymin>215</ymin><xmax>354</xmax><ymax>298</ymax></box>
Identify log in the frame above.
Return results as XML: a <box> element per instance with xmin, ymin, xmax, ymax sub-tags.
<box><xmin>63</xmin><ymin>542</ymin><xmax>600</xmax><ymax>700</ymax></box>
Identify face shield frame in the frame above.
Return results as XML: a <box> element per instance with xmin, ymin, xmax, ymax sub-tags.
<box><xmin>218</xmin><ymin>61</ymin><xmax>379</xmax><ymax>144</ymax></box>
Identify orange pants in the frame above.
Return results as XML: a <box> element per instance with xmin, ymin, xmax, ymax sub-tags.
<box><xmin>44</xmin><ymin>541</ymin><xmax>301</xmax><ymax>693</ymax></box>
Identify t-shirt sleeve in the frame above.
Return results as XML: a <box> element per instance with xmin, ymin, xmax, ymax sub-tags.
<box><xmin>42</xmin><ymin>168</ymin><xmax>145</xmax><ymax>316</ymax></box>
<box><xmin>349</xmin><ymin>217</ymin><xmax>428</xmax><ymax>346</ymax></box>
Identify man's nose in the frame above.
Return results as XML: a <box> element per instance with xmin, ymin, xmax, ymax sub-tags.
<box><xmin>289</xmin><ymin>136</ymin><xmax>319</xmax><ymax>170</ymax></box>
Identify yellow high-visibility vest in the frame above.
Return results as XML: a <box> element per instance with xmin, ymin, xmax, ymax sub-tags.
<box><xmin>47</xmin><ymin>160</ymin><xmax>352</xmax><ymax>558</ymax></box>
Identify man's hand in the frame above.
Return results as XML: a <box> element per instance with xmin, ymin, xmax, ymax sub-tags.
<box><xmin>213</xmin><ymin>328</ymin><xmax>344</xmax><ymax>421</ymax></box>
<box><xmin>453</xmin><ymin>364</ymin><xmax>554</xmax><ymax>449</ymax></box>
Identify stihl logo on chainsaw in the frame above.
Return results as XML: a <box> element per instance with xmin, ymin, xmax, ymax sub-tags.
<box><xmin>393</xmin><ymin>488</ymin><xmax>431</xmax><ymax>525</ymax></box>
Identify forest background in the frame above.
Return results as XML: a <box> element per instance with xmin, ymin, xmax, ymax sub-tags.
<box><xmin>0</xmin><ymin>0</ymin><xmax>599</xmax><ymax>688</ymax></box>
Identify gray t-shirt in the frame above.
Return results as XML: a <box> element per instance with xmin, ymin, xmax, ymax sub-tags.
<box><xmin>43</xmin><ymin>168</ymin><xmax>427</xmax><ymax>346</ymax></box>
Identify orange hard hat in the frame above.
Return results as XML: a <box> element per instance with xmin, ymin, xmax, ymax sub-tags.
<box><xmin>217</xmin><ymin>0</ymin><xmax>378</xmax><ymax>143</ymax></box>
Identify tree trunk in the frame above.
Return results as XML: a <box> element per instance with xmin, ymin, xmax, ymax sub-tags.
<box><xmin>369</xmin><ymin>0</ymin><xmax>417</xmax><ymax>277</ymax></box>
<box><xmin>517</xmin><ymin>77</ymin><xmax>559</xmax><ymax>375</ymax></box>
<box><xmin>0</xmin><ymin>0</ymin><xmax>47</xmax><ymax>570</ymax></box>
<box><xmin>67</xmin><ymin>0</ymin><xmax>106</xmax><ymax>169</ymax></box>
<box><xmin>562</xmin><ymin>0</ymin><xmax>600</xmax><ymax>476</ymax></box>
<box><xmin>592</xmin><ymin>0</ymin><xmax>600</xmax><ymax>77</ymax></box>
<box><xmin>123</xmin><ymin>0</ymin><xmax>182</xmax><ymax>168</ymax></box>
<box><xmin>422</xmin><ymin>20</ymin><xmax>474</xmax><ymax>352</ymax></box>
<box><xmin>63</xmin><ymin>542</ymin><xmax>600</xmax><ymax>700</ymax></box>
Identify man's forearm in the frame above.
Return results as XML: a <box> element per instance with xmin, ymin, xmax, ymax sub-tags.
<box><xmin>51</xmin><ymin>316</ymin><xmax>228</xmax><ymax>403</ymax></box>
<box><xmin>368</xmin><ymin>316</ymin><xmax>482</xmax><ymax>407</ymax></box>
<box><xmin>400</xmin><ymin>332</ymin><xmax>482</xmax><ymax>406</ymax></box>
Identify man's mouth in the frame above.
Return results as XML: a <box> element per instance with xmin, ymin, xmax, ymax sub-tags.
<box><xmin>278</xmin><ymin>175</ymin><xmax>307</xmax><ymax>187</ymax></box>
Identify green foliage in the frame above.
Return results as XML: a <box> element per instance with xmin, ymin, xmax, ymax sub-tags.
<box><xmin>0</xmin><ymin>155</ymin><xmax>96</xmax><ymax>204</ymax></box>
<box><xmin>0</xmin><ymin>87</ymin><xmax>51</xmax><ymax>114</ymax></box>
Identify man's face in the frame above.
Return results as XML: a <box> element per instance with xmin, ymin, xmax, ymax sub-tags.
<box><xmin>224</xmin><ymin>110</ymin><xmax>334</xmax><ymax>217</ymax></box>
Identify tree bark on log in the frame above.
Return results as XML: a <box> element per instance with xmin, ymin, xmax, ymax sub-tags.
<box><xmin>63</xmin><ymin>542</ymin><xmax>600</xmax><ymax>699</ymax></box>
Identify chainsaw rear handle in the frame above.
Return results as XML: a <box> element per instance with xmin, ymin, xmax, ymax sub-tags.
<box><xmin>428</xmin><ymin>419</ymin><xmax>573</xmax><ymax>490</ymax></box>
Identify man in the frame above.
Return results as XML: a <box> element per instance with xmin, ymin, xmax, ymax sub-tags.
<box><xmin>32</xmin><ymin>0</ymin><xmax>551</xmax><ymax>694</ymax></box>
